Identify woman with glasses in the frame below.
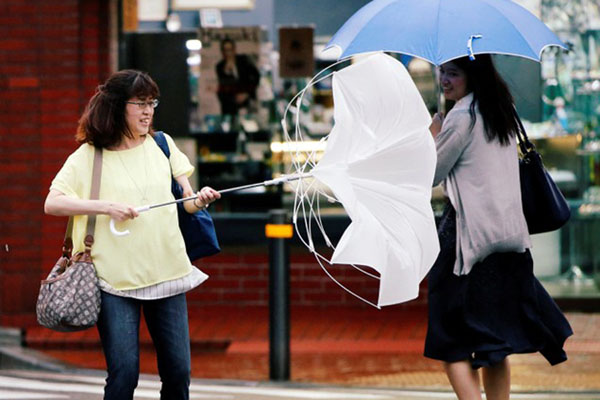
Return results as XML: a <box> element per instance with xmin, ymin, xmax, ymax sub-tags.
<box><xmin>44</xmin><ymin>70</ymin><xmax>220</xmax><ymax>399</ymax></box>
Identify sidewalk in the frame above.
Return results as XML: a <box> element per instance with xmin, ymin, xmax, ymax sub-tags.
<box><xmin>22</xmin><ymin>306</ymin><xmax>600</xmax><ymax>393</ymax></box>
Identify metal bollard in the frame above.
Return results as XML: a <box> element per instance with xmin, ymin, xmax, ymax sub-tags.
<box><xmin>266</xmin><ymin>209</ymin><xmax>292</xmax><ymax>381</ymax></box>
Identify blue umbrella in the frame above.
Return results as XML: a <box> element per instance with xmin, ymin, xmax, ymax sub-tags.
<box><xmin>325</xmin><ymin>0</ymin><xmax>566</xmax><ymax>65</ymax></box>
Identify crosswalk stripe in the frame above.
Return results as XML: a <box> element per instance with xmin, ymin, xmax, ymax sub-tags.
<box><xmin>0</xmin><ymin>376</ymin><xmax>224</xmax><ymax>399</ymax></box>
<box><xmin>1</xmin><ymin>372</ymin><xmax>393</xmax><ymax>399</ymax></box>
<box><xmin>189</xmin><ymin>383</ymin><xmax>393</xmax><ymax>399</ymax></box>
<box><xmin>4</xmin><ymin>372</ymin><xmax>599</xmax><ymax>400</ymax></box>
<box><xmin>0</xmin><ymin>390</ymin><xmax>67</xmax><ymax>399</ymax></box>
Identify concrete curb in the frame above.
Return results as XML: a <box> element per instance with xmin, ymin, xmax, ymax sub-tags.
<box><xmin>0</xmin><ymin>327</ymin><xmax>70</xmax><ymax>372</ymax></box>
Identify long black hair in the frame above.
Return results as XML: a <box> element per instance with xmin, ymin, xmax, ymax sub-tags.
<box><xmin>76</xmin><ymin>70</ymin><xmax>160</xmax><ymax>148</ymax></box>
<box><xmin>450</xmin><ymin>55</ymin><xmax>518</xmax><ymax>146</ymax></box>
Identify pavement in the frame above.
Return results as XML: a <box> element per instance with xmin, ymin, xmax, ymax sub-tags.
<box><xmin>2</xmin><ymin>369</ymin><xmax>600</xmax><ymax>400</ymax></box>
<box><xmin>1</xmin><ymin>305</ymin><xmax>598</xmax><ymax>399</ymax></box>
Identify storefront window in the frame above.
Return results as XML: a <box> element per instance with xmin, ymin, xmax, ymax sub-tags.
<box><xmin>533</xmin><ymin>0</ymin><xmax>600</xmax><ymax>297</ymax></box>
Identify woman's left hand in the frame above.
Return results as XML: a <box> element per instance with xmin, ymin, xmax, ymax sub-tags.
<box><xmin>194</xmin><ymin>186</ymin><xmax>221</xmax><ymax>209</ymax></box>
<box><xmin>429</xmin><ymin>112</ymin><xmax>444</xmax><ymax>138</ymax></box>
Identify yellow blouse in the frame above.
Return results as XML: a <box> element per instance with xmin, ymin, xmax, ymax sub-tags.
<box><xmin>50</xmin><ymin>133</ymin><xmax>200</xmax><ymax>290</ymax></box>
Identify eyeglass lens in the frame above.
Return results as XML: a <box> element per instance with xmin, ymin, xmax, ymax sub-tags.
<box><xmin>129</xmin><ymin>100</ymin><xmax>159</xmax><ymax>109</ymax></box>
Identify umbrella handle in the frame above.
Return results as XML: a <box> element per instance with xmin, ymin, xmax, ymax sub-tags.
<box><xmin>109</xmin><ymin>206</ymin><xmax>150</xmax><ymax>236</ymax></box>
<box><xmin>467</xmin><ymin>34</ymin><xmax>483</xmax><ymax>60</ymax></box>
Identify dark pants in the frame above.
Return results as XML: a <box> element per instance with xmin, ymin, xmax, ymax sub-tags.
<box><xmin>97</xmin><ymin>292</ymin><xmax>191</xmax><ymax>400</ymax></box>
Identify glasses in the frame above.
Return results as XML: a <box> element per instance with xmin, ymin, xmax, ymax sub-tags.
<box><xmin>127</xmin><ymin>99</ymin><xmax>159</xmax><ymax>109</ymax></box>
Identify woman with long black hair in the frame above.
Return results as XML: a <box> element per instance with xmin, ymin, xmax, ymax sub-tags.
<box><xmin>425</xmin><ymin>55</ymin><xmax>572</xmax><ymax>400</ymax></box>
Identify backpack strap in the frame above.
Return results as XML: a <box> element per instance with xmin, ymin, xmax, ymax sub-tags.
<box><xmin>152</xmin><ymin>131</ymin><xmax>178</xmax><ymax>191</ymax></box>
<box><xmin>152</xmin><ymin>130</ymin><xmax>171</xmax><ymax>159</ymax></box>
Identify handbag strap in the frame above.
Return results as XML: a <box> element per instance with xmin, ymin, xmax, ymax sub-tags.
<box><xmin>63</xmin><ymin>147</ymin><xmax>103</xmax><ymax>257</ymax></box>
<box><xmin>513</xmin><ymin>109</ymin><xmax>535</xmax><ymax>155</ymax></box>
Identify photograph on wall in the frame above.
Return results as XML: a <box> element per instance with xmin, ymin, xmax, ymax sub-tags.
<box><xmin>190</xmin><ymin>26</ymin><xmax>264</xmax><ymax>132</ymax></box>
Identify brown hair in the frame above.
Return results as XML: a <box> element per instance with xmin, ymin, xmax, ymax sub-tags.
<box><xmin>76</xmin><ymin>70</ymin><xmax>159</xmax><ymax>148</ymax></box>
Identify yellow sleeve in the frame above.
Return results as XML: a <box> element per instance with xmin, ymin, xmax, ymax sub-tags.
<box><xmin>49</xmin><ymin>144</ymin><xmax>93</xmax><ymax>199</ymax></box>
<box><xmin>164</xmin><ymin>133</ymin><xmax>194</xmax><ymax>178</ymax></box>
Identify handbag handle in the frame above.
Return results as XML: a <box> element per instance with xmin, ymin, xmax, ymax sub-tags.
<box><xmin>513</xmin><ymin>109</ymin><xmax>535</xmax><ymax>156</ymax></box>
<box><xmin>62</xmin><ymin>147</ymin><xmax>103</xmax><ymax>258</ymax></box>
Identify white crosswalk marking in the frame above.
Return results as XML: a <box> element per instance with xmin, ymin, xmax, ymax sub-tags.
<box><xmin>0</xmin><ymin>371</ymin><xmax>396</xmax><ymax>400</ymax></box>
<box><xmin>4</xmin><ymin>370</ymin><xmax>598</xmax><ymax>400</ymax></box>
<box><xmin>0</xmin><ymin>390</ymin><xmax>67</xmax><ymax>399</ymax></box>
<box><xmin>0</xmin><ymin>373</ymin><xmax>228</xmax><ymax>399</ymax></box>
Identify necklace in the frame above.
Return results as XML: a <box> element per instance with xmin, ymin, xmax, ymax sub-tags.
<box><xmin>115</xmin><ymin>138</ymin><xmax>150</xmax><ymax>203</ymax></box>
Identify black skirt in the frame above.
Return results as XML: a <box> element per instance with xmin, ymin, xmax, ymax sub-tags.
<box><xmin>424</xmin><ymin>204</ymin><xmax>573</xmax><ymax>369</ymax></box>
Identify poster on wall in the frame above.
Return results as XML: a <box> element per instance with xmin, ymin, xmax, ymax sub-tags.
<box><xmin>193</xmin><ymin>26</ymin><xmax>263</xmax><ymax>131</ymax></box>
<box><xmin>279</xmin><ymin>27</ymin><xmax>314</xmax><ymax>78</ymax></box>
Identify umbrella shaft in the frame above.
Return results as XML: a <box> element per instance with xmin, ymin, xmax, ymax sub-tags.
<box><xmin>148</xmin><ymin>173</ymin><xmax>312</xmax><ymax>210</ymax></box>
<box><xmin>219</xmin><ymin>181</ymin><xmax>270</xmax><ymax>194</ymax></box>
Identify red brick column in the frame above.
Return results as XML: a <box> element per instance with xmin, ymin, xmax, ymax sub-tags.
<box><xmin>0</xmin><ymin>0</ymin><xmax>110</xmax><ymax>327</ymax></box>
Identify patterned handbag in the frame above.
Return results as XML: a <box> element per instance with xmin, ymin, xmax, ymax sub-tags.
<box><xmin>36</xmin><ymin>148</ymin><xmax>103</xmax><ymax>332</ymax></box>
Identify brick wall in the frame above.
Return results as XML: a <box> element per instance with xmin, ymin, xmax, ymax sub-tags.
<box><xmin>188</xmin><ymin>244</ymin><xmax>428</xmax><ymax>310</ymax></box>
<box><xmin>0</xmin><ymin>0</ymin><xmax>110</xmax><ymax>327</ymax></box>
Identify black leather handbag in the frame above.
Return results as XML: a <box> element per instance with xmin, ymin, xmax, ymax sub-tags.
<box><xmin>152</xmin><ymin>131</ymin><xmax>221</xmax><ymax>261</ymax></box>
<box><xmin>515</xmin><ymin>114</ymin><xmax>571</xmax><ymax>234</ymax></box>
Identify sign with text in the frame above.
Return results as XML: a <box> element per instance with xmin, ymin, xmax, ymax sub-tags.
<box><xmin>279</xmin><ymin>27</ymin><xmax>314</xmax><ymax>78</ymax></box>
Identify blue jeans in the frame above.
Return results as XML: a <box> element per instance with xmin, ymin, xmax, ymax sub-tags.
<box><xmin>97</xmin><ymin>292</ymin><xmax>191</xmax><ymax>400</ymax></box>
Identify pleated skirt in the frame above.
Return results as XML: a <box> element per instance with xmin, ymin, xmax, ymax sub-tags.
<box><xmin>424</xmin><ymin>204</ymin><xmax>573</xmax><ymax>369</ymax></box>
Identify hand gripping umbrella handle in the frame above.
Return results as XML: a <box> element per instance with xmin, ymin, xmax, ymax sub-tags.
<box><xmin>109</xmin><ymin>206</ymin><xmax>150</xmax><ymax>236</ymax></box>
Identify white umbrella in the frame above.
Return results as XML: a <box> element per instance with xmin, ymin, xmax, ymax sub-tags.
<box><xmin>287</xmin><ymin>53</ymin><xmax>440</xmax><ymax>307</ymax></box>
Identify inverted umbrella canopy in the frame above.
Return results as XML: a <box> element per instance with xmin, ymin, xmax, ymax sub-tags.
<box><xmin>309</xmin><ymin>53</ymin><xmax>439</xmax><ymax>307</ymax></box>
<box><xmin>325</xmin><ymin>0</ymin><xmax>567</xmax><ymax>65</ymax></box>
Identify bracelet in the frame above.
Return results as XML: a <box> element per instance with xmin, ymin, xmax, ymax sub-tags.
<box><xmin>193</xmin><ymin>197</ymin><xmax>207</xmax><ymax>209</ymax></box>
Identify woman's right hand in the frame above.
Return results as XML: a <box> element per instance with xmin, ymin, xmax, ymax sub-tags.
<box><xmin>105</xmin><ymin>202</ymin><xmax>139</xmax><ymax>222</ymax></box>
<box><xmin>44</xmin><ymin>189</ymin><xmax>138</xmax><ymax>220</ymax></box>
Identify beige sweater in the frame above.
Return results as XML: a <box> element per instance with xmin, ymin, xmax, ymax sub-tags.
<box><xmin>434</xmin><ymin>93</ymin><xmax>531</xmax><ymax>275</ymax></box>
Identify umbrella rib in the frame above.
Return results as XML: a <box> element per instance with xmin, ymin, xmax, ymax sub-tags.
<box><xmin>292</xmin><ymin>171</ymin><xmax>383</xmax><ymax>285</ymax></box>
<box><xmin>349</xmin><ymin>263</ymin><xmax>380</xmax><ymax>280</ymax></box>
<box><xmin>313</xmin><ymin>251</ymin><xmax>380</xmax><ymax>309</ymax></box>
<box><xmin>313</xmin><ymin>189</ymin><xmax>334</xmax><ymax>248</ymax></box>
<box><xmin>340</xmin><ymin>0</ymin><xmax>399</xmax><ymax>59</ymax></box>
<box><xmin>297</xmin><ymin>174</ymin><xmax>383</xmax><ymax>282</ymax></box>
<box><xmin>476</xmin><ymin>0</ymin><xmax>561</xmax><ymax>61</ymax></box>
<box><xmin>294</xmin><ymin>177</ymin><xmax>314</xmax><ymax>251</ymax></box>
<box><xmin>435</xmin><ymin>0</ymin><xmax>442</xmax><ymax>65</ymax></box>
